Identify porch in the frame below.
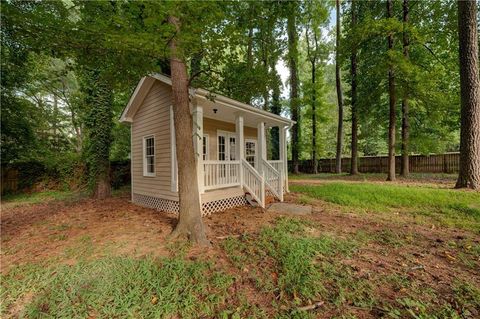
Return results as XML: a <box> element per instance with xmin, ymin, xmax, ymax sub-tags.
<box><xmin>191</xmin><ymin>94</ymin><xmax>291</xmax><ymax>208</ymax></box>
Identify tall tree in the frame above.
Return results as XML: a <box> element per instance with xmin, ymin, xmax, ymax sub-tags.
<box><xmin>167</xmin><ymin>15</ymin><xmax>209</xmax><ymax>245</ymax></box>
<box><xmin>350</xmin><ymin>0</ymin><xmax>359</xmax><ymax>175</ymax></box>
<box><xmin>305</xmin><ymin>24</ymin><xmax>319</xmax><ymax>174</ymax></box>
<box><xmin>455</xmin><ymin>0</ymin><xmax>480</xmax><ymax>189</ymax></box>
<box><xmin>335</xmin><ymin>0</ymin><xmax>344</xmax><ymax>174</ymax></box>
<box><xmin>386</xmin><ymin>0</ymin><xmax>396</xmax><ymax>181</ymax></box>
<box><xmin>81</xmin><ymin>67</ymin><xmax>113</xmax><ymax>199</ymax></box>
<box><xmin>287</xmin><ymin>3</ymin><xmax>300</xmax><ymax>174</ymax></box>
<box><xmin>400</xmin><ymin>0</ymin><xmax>410</xmax><ymax>177</ymax></box>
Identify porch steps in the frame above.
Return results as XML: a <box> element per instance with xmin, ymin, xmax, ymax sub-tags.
<box><xmin>245</xmin><ymin>191</ymin><xmax>276</xmax><ymax>207</ymax></box>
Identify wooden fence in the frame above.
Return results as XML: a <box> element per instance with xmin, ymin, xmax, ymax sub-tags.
<box><xmin>1</xmin><ymin>166</ymin><xmax>19</xmax><ymax>194</ymax></box>
<box><xmin>289</xmin><ymin>152</ymin><xmax>460</xmax><ymax>174</ymax></box>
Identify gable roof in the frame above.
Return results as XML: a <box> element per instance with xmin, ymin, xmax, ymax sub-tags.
<box><xmin>120</xmin><ymin>74</ymin><xmax>294</xmax><ymax>126</ymax></box>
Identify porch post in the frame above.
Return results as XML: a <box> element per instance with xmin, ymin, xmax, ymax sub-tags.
<box><xmin>257</xmin><ymin>121</ymin><xmax>266</xmax><ymax>171</ymax></box>
<box><xmin>235</xmin><ymin>113</ymin><xmax>244</xmax><ymax>187</ymax></box>
<box><xmin>282</xmin><ymin>126</ymin><xmax>289</xmax><ymax>192</ymax></box>
<box><xmin>193</xmin><ymin>104</ymin><xmax>204</xmax><ymax>193</ymax></box>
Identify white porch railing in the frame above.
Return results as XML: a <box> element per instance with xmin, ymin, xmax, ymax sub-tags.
<box><xmin>267</xmin><ymin>160</ymin><xmax>283</xmax><ymax>173</ymax></box>
<box><xmin>203</xmin><ymin>160</ymin><xmax>240</xmax><ymax>190</ymax></box>
<box><xmin>262</xmin><ymin>159</ymin><xmax>283</xmax><ymax>201</ymax></box>
<box><xmin>241</xmin><ymin>159</ymin><xmax>265</xmax><ymax>207</ymax></box>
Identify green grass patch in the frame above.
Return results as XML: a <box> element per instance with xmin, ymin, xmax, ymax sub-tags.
<box><xmin>288</xmin><ymin>172</ymin><xmax>457</xmax><ymax>182</ymax></box>
<box><xmin>1</xmin><ymin>190</ymin><xmax>80</xmax><ymax>207</ymax></box>
<box><xmin>221</xmin><ymin>217</ymin><xmax>372</xmax><ymax>315</ymax></box>
<box><xmin>291</xmin><ymin>183</ymin><xmax>480</xmax><ymax>231</ymax></box>
<box><xmin>1</xmin><ymin>256</ymin><xmax>235</xmax><ymax>318</ymax></box>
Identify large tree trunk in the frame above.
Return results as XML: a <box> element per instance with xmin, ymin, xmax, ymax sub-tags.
<box><xmin>287</xmin><ymin>8</ymin><xmax>300</xmax><ymax>174</ymax></box>
<box><xmin>455</xmin><ymin>0</ymin><xmax>480</xmax><ymax>189</ymax></box>
<box><xmin>168</xmin><ymin>16</ymin><xmax>210</xmax><ymax>246</ymax></box>
<box><xmin>350</xmin><ymin>0</ymin><xmax>359</xmax><ymax>175</ymax></box>
<box><xmin>400</xmin><ymin>0</ymin><xmax>410</xmax><ymax>177</ymax></box>
<box><xmin>386</xmin><ymin>0</ymin><xmax>396</xmax><ymax>181</ymax></box>
<box><xmin>335</xmin><ymin>0</ymin><xmax>344</xmax><ymax>174</ymax></box>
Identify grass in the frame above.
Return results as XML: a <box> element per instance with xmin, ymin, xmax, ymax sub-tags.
<box><xmin>2</xmin><ymin>180</ymin><xmax>479</xmax><ymax>318</ymax></box>
<box><xmin>2</xmin><ymin>215</ymin><xmax>479</xmax><ymax>318</ymax></box>
<box><xmin>291</xmin><ymin>182</ymin><xmax>480</xmax><ymax>231</ymax></box>
<box><xmin>1</xmin><ymin>190</ymin><xmax>79</xmax><ymax>207</ymax></box>
<box><xmin>289</xmin><ymin>172</ymin><xmax>458</xmax><ymax>182</ymax></box>
<box><xmin>0</xmin><ymin>256</ymin><xmax>235</xmax><ymax>318</ymax></box>
<box><xmin>222</xmin><ymin>218</ymin><xmax>372</xmax><ymax>314</ymax></box>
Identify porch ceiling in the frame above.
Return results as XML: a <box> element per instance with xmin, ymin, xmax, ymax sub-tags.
<box><xmin>196</xmin><ymin>94</ymin><xmax>290</xmax><ymax>128</ymax></box>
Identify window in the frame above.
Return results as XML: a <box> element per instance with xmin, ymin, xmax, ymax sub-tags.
<box><xmin>202</xmin><ymin>135</ymin><xmax>209</xmax><ymax>160</ymax></box>
<box><xmin>218</xmin><ymin>135</ymin><xmax>226</xmax><ymax>161</ymax></box>
<box><xmin>143</xmin><ymin>136</ymin><xmax>155</xmax><ymax>176</ymax></box>
<box><xmin>229</xmin><ymin>136</ymin><xmax>236</xmax><ymax>160</ymax></box>
<box><xmin>245</xmin><ymin>140</ymin><xmax>256</xmax><ymax>168</ymax></box>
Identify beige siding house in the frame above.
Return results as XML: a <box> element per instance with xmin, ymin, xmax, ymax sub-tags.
<box><xmin>120</xmin><ymin>74</ymin><xmax>293</xmax><ymax>215</ymax></box>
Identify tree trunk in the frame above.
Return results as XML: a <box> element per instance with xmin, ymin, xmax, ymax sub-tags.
<box><xmin>82</xmin><ymin>68</ymin><xmax>113</xmax><ymax>200</ymax></box>
<box><xmin>311</xmin><ymin>58</ymin><xmax>318</xmax><ymax>174</ymax></box>
<box><xmin>168</xmin><ymin>16</ymin><xmax>210</xmax><ymax>246</ymax></box>
<box><xmin>400</xmin><ymin>0</ymin><xmax>410</xmax><ymax>177</ymax></box>
<box><xmin>287</xmin><ymin>8</ymin><xmax>300</xmax><ymax>174</ymax></box>
<box><xmin>350</xmin><ymin>0</ymin><xmax>359</xmax><ymax>175</ymax></box>
<box><xmin>270</xmin><ymin>59</ymin><xmax>281</xmax><ymax>160</ymax></box>
<box><xmin>455</xmin><ymin>0</ymin><xmax>480</xmax><ymax>189</ymax></box>
<box><xmin>386</xmin><ymin>0</ymin><xmax>396</xmax><ymax>181</ymax></box>
<box><xmin>335</xmin><ymin>0</ymin><xmax>344</xmax><ymax>174</ymax></box>
<box><xmin>52</xmin><ymin>94</ymin><xmax>59</xmax><ymax>150</ymax></box>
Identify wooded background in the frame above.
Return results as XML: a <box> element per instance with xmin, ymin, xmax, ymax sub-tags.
<box><xmin>2</xmin><ymin>0</ymin><xmax>479</xmax><ymax>194</ymax></box>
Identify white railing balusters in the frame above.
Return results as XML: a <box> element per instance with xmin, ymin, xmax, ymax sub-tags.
<box><xmin>241</xmin><ymin>159</ymin><xmax>265</xmax><ymax>208</ymax></box>
<box><xmin>202</xmin><ymin>159</ymin><xmax>284</xmax><ymax>207</ymax></box>
<box><xmin>267</xmin><ymin>160</ymin><xmax>283</xmax><ymax>173</ymax></box>
<box><xmin>262</xmin><ymin>159</ymin><xmax>283</xmax><ymax>201</ymax></box>
<box><xmin>203</xmin><ymin>160</ymin><xmax>240</xmax><ymax>190</ymax></box>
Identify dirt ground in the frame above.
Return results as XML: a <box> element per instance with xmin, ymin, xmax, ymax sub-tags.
<box><xmin>1</xmin><ymin>189</ymin><xmax>479</xmax><ymax>317</ymax></box>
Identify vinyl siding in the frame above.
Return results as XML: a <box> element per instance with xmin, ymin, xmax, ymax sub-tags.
<box><xmin>131</xmin><ymin>81</ymin><xmax>178</xmax><ymax>201</ymax></box>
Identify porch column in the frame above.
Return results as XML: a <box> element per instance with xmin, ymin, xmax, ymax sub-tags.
<box><xmin>193</xmin><ymin>104</ymin><xmax>204</xmax><ymax>193</ymax></box>
<box><xmin>257</xmin><ymin>121</ymin><xmax>266</xmax><ymax>172</ymax></box>
<box><xmin>282</xmin><ymin>126</ymin><xmax>289</xmax><ymax>192</ymax></box>
<box><xmin>235</xmin><ymin>113</ymin><xmax>244</xmax><ymax>187</ymax></box>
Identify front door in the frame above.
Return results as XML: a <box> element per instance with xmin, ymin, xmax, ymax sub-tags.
<box><xmin>218</xmin><ymin>132</ymin><xmax>237</xmax><ymax>183</ymax></box>
<box><xmin>217</xmin><ymin>132</ymin><xmax>236</xmax><ymax>161</ymax></box>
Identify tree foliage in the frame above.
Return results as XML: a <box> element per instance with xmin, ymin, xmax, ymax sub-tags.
<box><xmin>1</xmin><ymin>0</ymin><xmax>474</xmax><ymax>188</ymax></box>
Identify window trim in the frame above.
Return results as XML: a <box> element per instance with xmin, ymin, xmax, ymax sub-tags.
<box><xmin>143</xmin><ymin>135</ymin><xmax>156</xmax><ymax>177</ymax></box>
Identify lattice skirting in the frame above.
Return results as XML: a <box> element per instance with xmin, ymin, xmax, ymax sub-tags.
<box><xmin>132</xmin><ymin>193</ymin><xmax>179</xmax><ymax>214</ymax></box>
<box><xmin>132</xmin><ymin>193</ymin><xmax>247</xmax><ymax>216</ymax></box>
<box><xmin>201</xmin><ymin>195</ymin><xmax>247</xmax><ymax>216</ymax></box>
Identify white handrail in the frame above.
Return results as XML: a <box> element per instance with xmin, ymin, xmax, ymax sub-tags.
<box><xmin>241</xmin><ymin>159</ymin><xmax>265</xmax><ymax>207</ymax></box>
<box><xmin>262</xmin><ymin>159</ymin><xmax>283</xmax><ymax>201</ymax></box>
<box><xmin>203</xmin><ymin>161</ymin><xmax>240</xmax><ymax>190</ymax></box>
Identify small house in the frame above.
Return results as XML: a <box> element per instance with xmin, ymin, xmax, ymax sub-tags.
<box><xmin>120</xmin><ymin>74</ymin><xmax>293</xmax><ymax>215</ymax></box>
